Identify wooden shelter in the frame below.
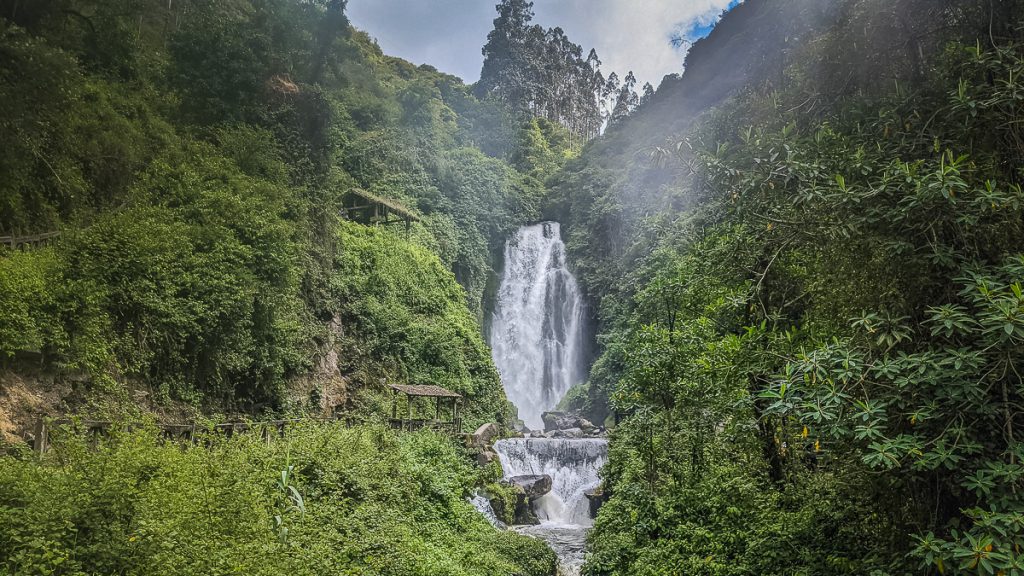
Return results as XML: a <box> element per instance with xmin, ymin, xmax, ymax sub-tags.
<box><xmin>342</xmin><ymin>189</ymin><xmax>420</xmax><ymax>232</ymax></box>
<box><xmin>388</xmin><ymin>384</ymin><xmax>463</xmax><ymax>433</ymax></box>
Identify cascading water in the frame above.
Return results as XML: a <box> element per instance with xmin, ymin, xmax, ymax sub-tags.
<box><xmin>489</xmin><ymin>222</ymin><xmax>585</xmax><ymax>430</ymax></box>
<box><xmin>494</xmin><ymin>438</ymin><xmax>608</xmax><ymax>575</ymax></box>
<box><xmin>487</xmin><ymin>222</ymin><xmax>604</xmax><ymax>575</ymax></box>
<box><xmin>494</xmin><ymin>438</ymin><xmax>607</xmax><ymax>526</ymax></box>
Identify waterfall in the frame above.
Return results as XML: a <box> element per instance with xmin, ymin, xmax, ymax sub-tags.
<box><xmin>469</xmin><ymin>492</ymin><xmax>506</xmax><ymax>529</ymax></box>
<box><xmin>494</xmin><ymin>438</ymin><xmax>608</xmax><ymax>576</ymax></box>
<box><xmin>489</xmin><ymin>222</ymin><xmax>585</xmax><ymax>430</ymax></box>
<box><xmin>487</xmin><ymin>222</ymin><xmax>600</xmax><ymax>576</ymax></box>
<box><xmin>494</xmin><ymin>438</ymin><xmax>607</xmax><ymax>526</ymax></box>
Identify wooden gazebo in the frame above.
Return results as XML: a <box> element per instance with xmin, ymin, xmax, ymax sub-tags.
<box><xmin>342</xmin><ymin>188</ymin><xmax>420</xmax><ymax>232</ymax></box>
<box><xmin>388</xmin><ymin>384</ymin><xmax>463</xmax><ymax>433</ymax></box>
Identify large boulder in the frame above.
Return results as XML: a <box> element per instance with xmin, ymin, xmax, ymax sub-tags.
<box><xmin>541</xmin><ymin>411</ymin><xmax>563</xmax><ymax>432</ymax></box>
<box><xmin>473</xmin><ymin>422</ymin><xmax>500</xmax><ymax>447</ymax></box>
<box><xmin>552</xmin><ymin>427</ymin><xmax>583</xmax><ymax>439</ymax></box>
<box><xmin>489</xmin><ymin>483</ymin><xmax>539</xmax><ymax>526</ymax></box>
<box><xmin>508</xmin><ymin>474</ymin><xmax>553</xmax><ymax>499</ymax></box>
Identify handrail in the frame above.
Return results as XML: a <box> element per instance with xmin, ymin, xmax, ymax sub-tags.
<box><xmin>0</xmin><ymin>231</ymin><xmax>61</xmax><ymax>250</ymax></box>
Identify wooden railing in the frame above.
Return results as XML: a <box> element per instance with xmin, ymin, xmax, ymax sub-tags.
<box><xmin>30</xmin><ymin>415</ymin><xmax>367</xmax><ymax>454</ymax></box>
<box><xmin>30</xmin><ymin>414</ymin><xmax>459</xmax><ymax>454</ymax></box>
<box><xmin>387</xmin><ymin>418</ymin><xmax>463</xmax><ymax>434</ymax></box>
<box><xmin>1</xmin><ymin>231</ymin><xmax>61</xmax><ymax>251</ymax></box>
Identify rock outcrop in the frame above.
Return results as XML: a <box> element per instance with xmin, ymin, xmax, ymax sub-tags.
<box><xmin>540</xmin><ymin>411</ymin><xmax>605</xmax><ymax>438</ymax></box>
<box><xmin>508</xmin><ymin>474</ymin><xmax>552</xmax><ymax>499</ymax></box>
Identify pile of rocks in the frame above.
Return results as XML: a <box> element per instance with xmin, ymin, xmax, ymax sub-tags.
<box><xmin>521</xmin><ymin>411</ymin><xmax>605</xmax><ymax>439</ymax></box>
<box><xmin>469</xmin><ymin>422</ymin><xmax>501</xmax><ymax>466</ymax></box>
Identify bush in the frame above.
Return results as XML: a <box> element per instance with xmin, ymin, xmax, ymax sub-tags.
<box><xmin>0</xmin><ymin>423</ymin><xmax>556</xmax><ymax>576</ymax></box>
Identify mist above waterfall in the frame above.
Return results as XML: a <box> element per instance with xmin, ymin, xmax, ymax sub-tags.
<box><xmin>490</xmin><ymin>222</ymin><xmax>586</xmax><ymax>429</ymax></box>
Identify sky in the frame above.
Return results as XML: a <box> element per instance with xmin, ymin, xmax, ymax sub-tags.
<box><xmin>346</xmin><ymin>0</ymin><xmax>741</xmax><ymax>90</ymax></box>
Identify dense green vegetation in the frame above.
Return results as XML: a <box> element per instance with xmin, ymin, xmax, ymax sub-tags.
<box><xmin>549</xmin><ymin>1</ymin><xmax>1024</xmax><ymax>574</ymax></box>
<box><xmin>0</xmin><ymin>0</ymin><xmax>582</xmax><ymax>571</ymax></box>
<box><xmin>0</xmin><ymin>424</ymin><xmax>555</xmax><ymax>575</ymax></box>
<box><xmin>5</xmin><ymin>0</ymin><xmax>1024</xmax><ymax>574</ymax></box>
<box><xmin>0</xmin><ymin>0</ymin><xmax>575</xmax><ymax>420</ymax></box>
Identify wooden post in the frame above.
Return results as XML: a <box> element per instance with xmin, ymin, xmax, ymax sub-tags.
<box><xmin>406</xmin><ymin>393</ymin><xmax>412</xmax><ymax>431</ymax></box>
<box><xmin>435</xmin><ymin>397</ymin><xmax>441</xmax><ymax>421</ymax></box>
<box><xmin>33</xmin><ymin>417</ymin><xmax>48</xmax><ymax>454</ymax></box>
<box><xmin>391</xmin><ymin>389</ymin><xmax>397</xmax><ymax>420</ymax></box>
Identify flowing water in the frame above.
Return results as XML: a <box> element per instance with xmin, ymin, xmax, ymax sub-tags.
<box><xmin>489</xmin><ymin>222</ymin><xmax>585</xmax><ymax>430</ymax></box>
<box><xmin>488</xmin><ymin>222</ymin><xmax>603</xmax><ymax>575</ymax></box>
<box><xmin>494</xmin><ymin>438</ymin><xmax>608</xmax><ymax>576</ymax></box>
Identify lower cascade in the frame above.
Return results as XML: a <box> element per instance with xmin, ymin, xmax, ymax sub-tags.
<box><xmin>493</xmin><ymin>438</ymin><xmax>607</xmax><ymax>575</ymax></box>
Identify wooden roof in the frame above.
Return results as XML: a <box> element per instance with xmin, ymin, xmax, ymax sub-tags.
<box><xmin>345</xmin><ymin>188</ymin><xmax>420</xmax><ymax>222</ymax></box>
<box><xmin>389</xmin><ymin>384</ymin><xmax>462</xmax><ymax>399</ymax></box>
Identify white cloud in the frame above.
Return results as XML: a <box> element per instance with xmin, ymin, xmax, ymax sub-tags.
<box><xmin>346</xmin><ymin>0</ymin><xmax>738</xmax><ymax>88</ymax></box>
<box><xmin>531</xmin><ymin>0</ymin><xmax>737</xmax><ymax>88</ymax></box>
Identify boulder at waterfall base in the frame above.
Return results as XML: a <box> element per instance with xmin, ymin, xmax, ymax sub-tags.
<box><xmin>489</xmin><ymin>483</ymin><xmax>539</xmax><ymax>526</ymax></box>
<box><xmin>541</xmin><ymin>411</ymin><xmax>576</xmax><ymax>432</ymax></box>
<box><xmin>508</xmin><ymin>474</ymin><xmax>553</xmax><ymax>499</ymax></box>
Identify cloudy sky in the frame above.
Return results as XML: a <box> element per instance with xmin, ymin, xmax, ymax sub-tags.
<box><xmin>346</xmin><ymin>0</ymin><xmax>740</xmax><ymax>90</ymax></box>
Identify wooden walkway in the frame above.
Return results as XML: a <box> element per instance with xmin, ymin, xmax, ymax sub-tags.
<box><xmin>1</xmin><ymin>231</ymin><xmax>61</xmax><ymax>251</ymax></box>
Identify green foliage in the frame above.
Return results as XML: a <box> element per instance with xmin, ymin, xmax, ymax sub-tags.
<box><xmin>0</xmin><ymin>0</ymin><xmax>543</xmax><ymax>416</ymax></box>
<box><xmin>332</xmin><ymin>222</ymin><xmax>508</xmax><ymax>426</ymax></box>
<box><xmin>484</xmin><ymin>481</ymin><xmax>518</xmax><ymax>525</ymax></box>
<box><xmin>0</xmin><ymin>424</ymin><xmax>556</xmax><ymax>575</ymax></box>
<box><xmin>563</xmin><ymin>4</ymin><xmax>1024</xmax><ymax>575</ymax></box>
<box><xmin>0</xmin><ymin>250</ymin><xmax>60</xmax><ymax>358</ymax></box>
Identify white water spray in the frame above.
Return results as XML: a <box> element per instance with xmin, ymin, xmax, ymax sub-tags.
<box><xmin>494</xmin><ymin>438</ymin><xmax>607</xmax><ymax>575</ymax></box>
<box><xmin>494</xmin><ymin>438</ymin><xmax>607</xmax><ymax>526</ymax></box>
<box><xmin>489</xmin><ymin>222</ymin><xmax>585</xmax><ymax>430</ymax></box>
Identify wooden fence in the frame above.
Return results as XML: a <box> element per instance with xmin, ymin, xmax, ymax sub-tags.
<box><xmin>1</xmin><ymin>231</ymin><xmax>61</xmax><ymax>251</ymax></box>
<box><xmin>30</xmin><ymin>415</ymin><xmax>368</xmax><ymax>454</ymax></box>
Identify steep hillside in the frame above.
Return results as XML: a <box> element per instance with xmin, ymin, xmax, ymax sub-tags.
<box><xmin>550</xmin><ymin>1</ymin><xmax>1024</xmax><ymax>574</ymax></box>
<box><xmin>0</xmin><ymin>0</ymin><xmax>574</xmax><ymax>433</ymax></box>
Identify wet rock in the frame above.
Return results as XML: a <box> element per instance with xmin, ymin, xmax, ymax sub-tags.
<box><xmin>577</xmin><ymin>418</ymin><xmax>596</xmax><ymax>433</ymax></box>
<box><xmin>585</xmin><ymin>487</ymin><xmax>607</xmax><ymax>518</ymax></box>
<box><xmin>508</xmin><ymin>474</ymin><xmax>552</xmax><ymax>499</ymax></box>
<box><xmin>491</xmin><ymin>483</ymin><xmax>539</xmax><ymax>525</ymax></box>
<box><xmin>542</xmin><ymin>411</ymin><xmax>565</xmax><ymax>432</ymax></box>
<box><xmin>552</xmin><ymin>427</ymin><xmax>583</xmax><ymax>439</ymax></box>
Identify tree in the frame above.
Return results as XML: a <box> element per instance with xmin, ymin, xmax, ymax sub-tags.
<box><xmin>609</xmin><ymin>71</ymin><xmax>638</xmax><ymax>125</ymax></box>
